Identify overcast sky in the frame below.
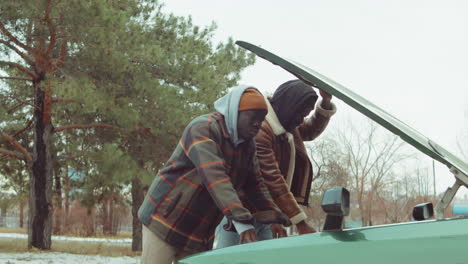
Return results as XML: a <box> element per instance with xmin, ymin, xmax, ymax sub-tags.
<box><xmin>163</xmin><ymin>0</ymin><xmax>468</xmax><ymax>195</ymax></box>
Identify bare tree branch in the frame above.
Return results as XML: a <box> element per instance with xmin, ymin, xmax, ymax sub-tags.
<box><xmin>0</xmin><ymin>131</ymin><xmax>32</xmax><ymax>161</ymax></box>
<box><xmin>54</xmin><ymin>123</ymin><xmax>114</xmax><ymax>133</ymax></box>
<box><xmin>7</xmin><ymin>101</ymin><xmax>33</xmax><ymax>114</ymax></box>
<box><xmin>0</xmin><ymin>60</ymin><xmax>37</xmax><ymax>79</ymax></box>
<box><xmin>0</xmin><ymin>148</ymin><xmax>25</xmax><ymax>160</ymax></box>
<box><xmin>0</xmin><ymin>22</ymin><xmax>32</xmax><ymax>52</ymax></box>
<box><xmin>0</xmin><ymin>94</ymin><xmax>38</xmax><ymax>111</ymax></box>
<box><xmin>361</xmin><ymin>123</ymin><xmax>378</xmax><ymax>177</ymax></box>
<box><xmin>0</xmin><ymin>76</ymin><xmax>33</xmax><ymax>81</ymax></box>
<box><xmin>51</xmin><ymin>39</ymin><xmax>67</xmax><ymax>70</ymax></box>
<box><xmin>12</xmin><ymin>119</ymin><xmax>34</xmax><ymax>138</ymax></box>
<box><xmin>336</xmin><ymin>119</ymin><xmax>410</xmax><ymax>226</ymax></box>
<box><xmin>0</xmin><ymin>40</ymin><xmax>34</xmax><ymax>64</ymax></box>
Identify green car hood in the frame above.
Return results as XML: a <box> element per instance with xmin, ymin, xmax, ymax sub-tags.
<box><xmin>180</xmin><ymin>218</ymin><xmax>468</xmax><ymax>264</ymax></box>
<box><xmin>236</xmin><ymin>41</ymin><xmax>468</xmax><ymax>176</ymax></box>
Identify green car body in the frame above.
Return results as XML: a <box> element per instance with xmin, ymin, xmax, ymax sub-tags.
<box><xmin>180</xmin><ymin>41</ymin><xmax>468</xmax><ymax>264</ymax></box>
<box><xmin>182</xmin><ymin>218</ymin><xmax>468</xmax><ymax>264</ymax></box>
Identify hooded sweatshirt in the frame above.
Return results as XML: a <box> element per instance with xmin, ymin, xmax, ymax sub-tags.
<box><xmin>270</xmin><ymin>80</ymin><xmax>319</xmax><ymax>131</ymax></box>
<box><xmin>215</xmin><ymin>85</ymin><xmax>262</xmax><ymax>234</ymax></box>
<box><xmin>214</xmin><ymin>85</ymin><xmax>256</xmax><ymax>146</ymax></box>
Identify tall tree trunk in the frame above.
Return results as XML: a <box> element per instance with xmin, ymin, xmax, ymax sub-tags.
<box><xmin>367</xmin><ymin>191</ymin><xmax>374</xmax><ymax>226</ymax></box>
<box><xmin>131</xmin><ymin>174</ymin><xmax>144</xmax><ymax>251</ymax></box>
<box><xmin>109</xmin><ymin>188</ymin><xmax>115</xmax><ymax>235</ymax></box>
<box><xmin>110</xmin><ymin>201</ymin><xmax>121</xmax><ymax>236</ymax></box>
<box><xmin>102</xmin><ymin>193</ymin><xmax>110</xmax><ymax>235</ymax></box>
<box><xmin>0</xmin><ymin>206</ymin><xmax>5</xmax><ymax>227</ymax></box>
<box><xmin>53</xmin><ymin>160</ymin><xmax>62</xmax><ymax>235</ymax></box>
<box><xmin>64</xmin><ymin>168</ymin><xmax>70</xmax><ymax>227</ymax></box>
<box><xmin>28</xmin><ymin>78</ymin><xmax>53</xmax><ymax>250</ymax></box>
<box><xmin>85</xmin><ymin>207</ymin><xmax>95</xmax><ymax>236</ymax></box>
<box><xmin>19</xmin><ymin>199</ymin><xmax>25</xmax><ymax>228</ymax></box>
<box><xmin>357</xmin><ymin>196</ymin><xmax>366</xmax><ymax>226</ymax></box>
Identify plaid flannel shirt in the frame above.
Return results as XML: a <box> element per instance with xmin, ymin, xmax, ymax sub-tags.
<box><xmin>138</xmin><ymin>112</ymin><xmax>288</xmax><ymax>253</ymax></box>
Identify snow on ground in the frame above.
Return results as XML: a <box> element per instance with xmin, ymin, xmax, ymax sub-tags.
<box><xmin>0</xmin><ymin>252</ymin><xmax>139</xmax><ymax>264</ymax></box>
<box><xmin>0</xmin><ymin>233</ymin><xmax>131</xmax><ymax>246</ymax></box>
<box><xmin>0</xmin><ymin>233</ymin><xmax>136</xmax><ymax>263</ymax></box>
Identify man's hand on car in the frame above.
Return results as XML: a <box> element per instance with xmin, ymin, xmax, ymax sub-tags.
<box><xmin>296</xmin><ymin>221</ymin><xmax>316</xmax><ymax>235</ymax></box>
<box><xmin>271</xmin><ymin>223</ymin><xmax>288</xmax><ymax>238</ymax></box>
<box><xmin>239</xmin><ymin>229</ymin><xmax>257</xmax><ymax>244</ymax></box>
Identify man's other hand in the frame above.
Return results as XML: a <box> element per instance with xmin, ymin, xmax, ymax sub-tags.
<box><xmin>271</xmin><ymin>224</ymin><xmax>288</xmax><ymax>238</ymax></box>
<box><xmin>319</xmin><ymin>90</ymin><xmax>333</xmax><ymax>109</ymax></box>
<box><xmin>319</xmin><ymin>89</ymin><xmax>332</xmax><ymax>101</ymax></box>
<box><xmin>239</xmin><ymin>229</ymin><xmax>257</xmax><ymax>244</ymax></box>
<box><xmin>296</xmin><ymin>221</ymin><xmax>316</xmax><ymax>235</ymax></box>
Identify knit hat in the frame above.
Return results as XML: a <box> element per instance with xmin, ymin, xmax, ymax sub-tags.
<box><xmin>238</xmin><ymin>88</ymin><xmax>267</xmax><ymax>111</ymax></box>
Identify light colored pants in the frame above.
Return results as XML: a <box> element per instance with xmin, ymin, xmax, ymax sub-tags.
<box><xmin>213</xmin><ymin>216</ymin><xmax>273</xmax><ymax>249</ymax></box>
<box><xmin>141</xmin><ymin>225</ymin><xmax>192</xmax><ymax>264</ymax></box>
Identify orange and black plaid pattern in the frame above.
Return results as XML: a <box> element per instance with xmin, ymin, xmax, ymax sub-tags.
<box><xmin>138</xmin><ymin>112</ymin><xmax>288</xmax><ymax>253</ymax></box>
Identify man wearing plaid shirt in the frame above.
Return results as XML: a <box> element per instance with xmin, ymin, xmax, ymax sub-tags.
<box><xmin>138</xmin><ymin>86</ymin><xmax>290</xmax><ymax>264</ymax></box>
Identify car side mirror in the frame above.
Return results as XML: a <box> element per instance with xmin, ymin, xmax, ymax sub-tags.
<box><xmin>321</xmin><ymin>187</ymin><xmax>350</xmax><ymax>231</ymax></box>
<box><xmin>412</xmin><ymin>202</ymin><xmax>434</xmax><ymax>221</ymax></box>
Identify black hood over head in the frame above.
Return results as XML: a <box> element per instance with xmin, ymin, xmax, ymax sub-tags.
<box><xmin>270</xmin><ymin>79</ymin><xmax>318</xmax><ymax>130</ymax></box>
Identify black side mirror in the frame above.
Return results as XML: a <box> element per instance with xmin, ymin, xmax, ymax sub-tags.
<box><xmin>412</xmin><ymin>202</ymin><xmax>434</xmax><ymax>221</ymax></box>
<box><xmin>321</xmin><ymin>187</ymin><xmax>350</xmax><ymax>231</ymax></box>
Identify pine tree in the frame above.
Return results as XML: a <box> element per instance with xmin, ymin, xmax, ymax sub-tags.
<box><xmin>1</xmin><ymin>0</ymin><xmax>255</xmax><ymax>250</ymax></box>
<box><xmin>0</xmin><ymin>0</ymin><xmax>155</xmax><ymax>249</ymax></box>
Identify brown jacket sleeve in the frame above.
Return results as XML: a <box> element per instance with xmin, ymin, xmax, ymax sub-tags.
<box><xmin>297</xmin><ymin>99</ymin><xmax>337</xmax><ymax>141</ymax></box>
<box><xmin>255</xmin><ymin>123</ymin><xmax>303</xmax><ymax>221</ymax></box>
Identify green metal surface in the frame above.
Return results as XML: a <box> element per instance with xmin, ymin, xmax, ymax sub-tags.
<box><xmin>180</xmin><ymin>218</ymin><xmax>468</xmax><ymax>264</ymax></box>
<box><xmin>234</xmin><ymin>41</ymin><xmax>468</xmax><ymax>176</ymax></box>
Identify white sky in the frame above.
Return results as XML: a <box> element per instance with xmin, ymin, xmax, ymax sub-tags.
<box><xmin>164</xmin><ymin>0</ymin><xmax>468</xmax><ymax>195</ymax></box>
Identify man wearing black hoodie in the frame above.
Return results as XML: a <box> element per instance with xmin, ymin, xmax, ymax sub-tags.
<box><xmin>215</xmin><ymin>79</ymin><xmax>336</xmax><ymax>247</ymax></box>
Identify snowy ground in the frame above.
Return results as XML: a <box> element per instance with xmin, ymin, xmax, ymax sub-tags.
<box><xmin>0</xmin><ymin>233</ymin><xmax>137</xmax><ymax>263</ymax></box>
<box><xmin>0</xmin><ymin>252</ymin><xmax>139</xmax><ymax>264</ymax></box>
<box><xmin>0</xmin><ymin>233</ymin><xmax>131</xmax><ymax>246</ymax></box>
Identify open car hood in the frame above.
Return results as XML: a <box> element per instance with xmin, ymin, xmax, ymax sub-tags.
<box><xmin>236</xmin><ymin>41</ymin><xmax>468</xmax><ymax>177</ymax></box>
